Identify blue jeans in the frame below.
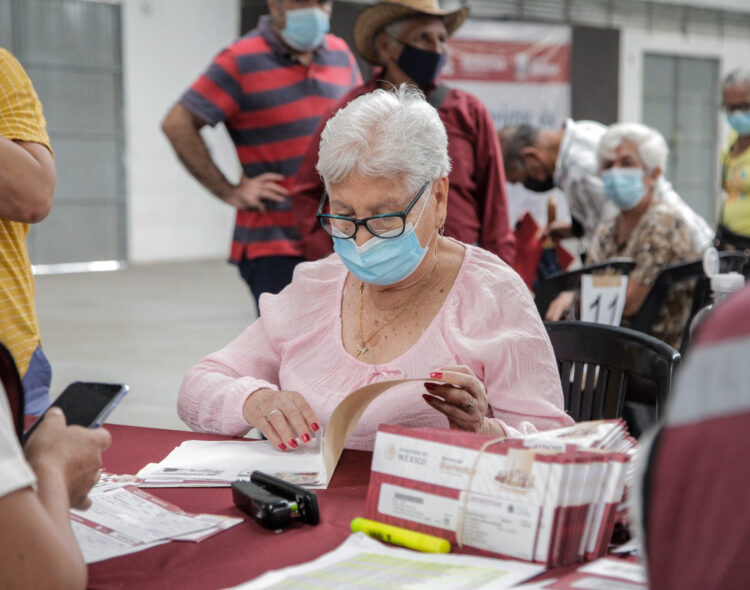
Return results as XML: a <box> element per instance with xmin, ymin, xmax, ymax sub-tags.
<box><xmin>237</xmin><ymin>256</ymin><xmax>305</xmax><ymax>310</ymax></box>
<box><xmin>22</xmin><ymin>344</ymin><xmax>52</xmax><ymax>415</ymax></box>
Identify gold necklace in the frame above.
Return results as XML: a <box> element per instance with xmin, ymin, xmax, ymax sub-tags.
<box><xmin>355</xmin><ymin>247</ymin><xmax>440</xmax><ymax>358</ymax></box>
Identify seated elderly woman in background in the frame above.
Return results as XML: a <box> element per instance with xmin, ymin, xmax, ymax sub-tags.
<box><xmin>546</xmin><ymin>123</ymin><xmax>698</xmax><ymax>349</ymax></box>
<box><xmin>178</xmin><ymin>86</ymin><xmax>573</xmax><ymax>452</ymax></box>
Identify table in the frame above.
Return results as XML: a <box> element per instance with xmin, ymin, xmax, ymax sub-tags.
<box><xmin>87</xmin><ymin>424</ymin><xmax>373</xmax><ymax>590</ymax></box>
<box><xmin>85</xmin><ymin>424</ymin><xmax>633</xmax><ymax>590</ymax></box>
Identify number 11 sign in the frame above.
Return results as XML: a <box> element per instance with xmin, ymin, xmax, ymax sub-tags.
<box><xmin>580</xmin><ymin>274</ymin><xmax>628</xmax><ymax>326</ymax></box>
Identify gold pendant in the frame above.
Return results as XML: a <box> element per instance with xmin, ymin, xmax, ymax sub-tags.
<box><xmin>356</xmin><ymin>342</ymin><xmax>368</xmax><ymax>357</ymax></box>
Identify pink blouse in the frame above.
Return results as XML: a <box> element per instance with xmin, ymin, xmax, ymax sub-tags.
<box><xmin>178</xmin><ymin>243</ymin><xmax>573</xmax><ymax>450</ymax></box>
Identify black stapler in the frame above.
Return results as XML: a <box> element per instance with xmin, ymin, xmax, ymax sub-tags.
<box><xmin>232</xmin><ymin>471</ymin><xmax>320</xmax><ymax>530</ymax></box>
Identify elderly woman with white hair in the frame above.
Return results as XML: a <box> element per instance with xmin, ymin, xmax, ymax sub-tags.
<box><xmin>178</xmin><ymin>86</ymin><xmax>572</xmax><ymax>452</ymax></box>
<box><xmin>547</xmin><ymin>122</ymin><xmax>698</xmax><ymax>349</ymax></box>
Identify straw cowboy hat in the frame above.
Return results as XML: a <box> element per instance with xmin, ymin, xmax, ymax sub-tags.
<box><xmin>353</xmin><ymin>0</ymin><xmax>470</xmax><ymax>64</ymax></box>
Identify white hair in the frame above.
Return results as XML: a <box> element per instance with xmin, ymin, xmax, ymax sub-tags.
<box><xmin>723</xmin><ymin>68</ymin><xmax>750</xmax><ymax>92</ymax></box>
<box><xmin>596</xmin><ymin>122</ymin><xmax>669</xmax><ymax>174</ymax></box>
<box><xmin>316</xmin><ymin>84</ymin><xmax>451</xmax><ymax>193</ymax></box>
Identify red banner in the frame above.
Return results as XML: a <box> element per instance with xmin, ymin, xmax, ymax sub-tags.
<box><xmin>442</xmin><ymin>39</ymin><xmax>570</xmax><ymax>84</ymax></box>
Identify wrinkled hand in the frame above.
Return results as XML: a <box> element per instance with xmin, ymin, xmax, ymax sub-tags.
<box><xmin>242</xmin><ymin>388</ymin><xmax>320</xmax><ymax>451</ymax></box>
<box><xmin>422</xmin><ymin>365</ymin><xmax>502</xmax><ymax>435</ymax></box>
<box><xmin>225</xmin><ymin>173</ymin><xmax>287</xmax><ymax>212</ymax></box>
<box><xmin>545</xmin><ymin>290</ymin><xmax>575</xmax><ymax>321</ymax></box>
<box><xmin>544</xmin><ymin>220</ymin><xmax>574</xmax><ymax>241</ymax></box>
<box><xmin>24</xmin><ymin>408</ymin><xmax>111</xmax><ymax>510</ymax></box>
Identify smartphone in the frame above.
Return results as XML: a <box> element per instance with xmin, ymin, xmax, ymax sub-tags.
<box><xmin>22</xmin><ymin>381</ymin><xmax>129</xmax><ymax>444</ymax></box>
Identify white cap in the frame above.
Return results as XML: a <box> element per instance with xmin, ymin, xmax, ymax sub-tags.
<box><xmin>702</xmin><ymin>247</ymin><xmax>720</xmax><ymax>277</ymax></box>
<box><xmin>711</xmin><ymin>271</ymin><xmax>745</xmax><ymax>294</ymax></box>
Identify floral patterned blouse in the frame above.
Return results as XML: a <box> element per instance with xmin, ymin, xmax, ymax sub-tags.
<box><xmin>587</xmin><ymin>200</ymin><xmax>699</xmax><ymax>349</ymax></box>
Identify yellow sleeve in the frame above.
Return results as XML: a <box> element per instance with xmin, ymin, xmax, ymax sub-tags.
<box><xmin>0</xmin><ymin>47</ymin><xmax>52</xmax><ymax>153</ymax></box>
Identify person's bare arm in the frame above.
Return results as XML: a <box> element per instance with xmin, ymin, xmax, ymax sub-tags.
<box><xmin>0</xmin><ymin>409</ymin><xmax>111</xmax><ymax>589</ymax></box>
<box><xmin>0</xmin><ymin>485</ymin><xmax>87</xmax><ymax>589</ymax></box>
<box><xmin>0</xmin><ymin>138</ymin><xmax>55</xmax><ymax>223</ymax></box>
<box><xmin>161</xmin><ymin>103</ymin><xmax>286</xmax><ymax>212</ymax></box>
<box><xmin>622</xmin><ymin>281</ymin><xmax>651</xmax><ymax>317</ymax></box>
<box><xmin>162</xmin><ymin>103</ymin><xmax>234</xmax><ymax>199</ymax></box>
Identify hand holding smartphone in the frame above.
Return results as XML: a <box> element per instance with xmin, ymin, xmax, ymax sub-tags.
<box><xmin>22</xmin><ymin>381</ymin><xmax>128</xmax><ymax>444</ymax></box>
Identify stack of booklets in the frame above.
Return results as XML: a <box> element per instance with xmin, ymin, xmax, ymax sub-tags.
<box><xmin>365</xmin><ymin>420</ymin><xmax>636</xmax><ymax>568</ymax></box>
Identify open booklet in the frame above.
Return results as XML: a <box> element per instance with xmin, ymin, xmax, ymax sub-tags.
<box><xmin>137</xmin><ymin>378</ymin><xmax>441</xmax><ymax>488</ymax></box>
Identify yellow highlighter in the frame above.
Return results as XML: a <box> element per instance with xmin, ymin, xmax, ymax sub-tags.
<box><xmin>351</xmin><ymin>517</ymin><xmax>450</xmax><ymax>553</ymax></box>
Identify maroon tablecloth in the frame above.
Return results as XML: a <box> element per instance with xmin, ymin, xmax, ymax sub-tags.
<box><xmin>70</xmin><ymin>424</ymin><xmax>632</xmax><ymax>589</ymax></box>
<box><xmin>86</xmin><ymin>424</ymin><xmax>373</xmax><ymax>590</ymax></box>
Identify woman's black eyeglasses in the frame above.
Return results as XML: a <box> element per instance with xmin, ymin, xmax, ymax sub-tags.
<box><xmin>316</xmin><ymin>182</ymin><xmax>430</xmax><ymax>239</ymax></box>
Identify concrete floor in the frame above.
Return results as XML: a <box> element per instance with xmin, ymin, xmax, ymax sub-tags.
<box><xmin>35</xmin><ymin>260</ymin><xmax>257</xmax><ymax>431</ymax></box>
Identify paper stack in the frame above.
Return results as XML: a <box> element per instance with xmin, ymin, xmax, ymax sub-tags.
<box><xmin>365</xmin><ymin>420</ymin><xmax>635</xmax><ymax>568</ymax></box>
<box><xmin>71</xmin><ymin>477</ymin><xmax>242</xmax><ymax>563</ymax></box>
<box><xmin>136</xmin><ymin>438</ymin><xmax>327</xmax><ymax>487</ymax></box>
<box><xmin>136</xmin><ymin>378</ymin><xmax>455</xmax><ymax>489</ymax></box>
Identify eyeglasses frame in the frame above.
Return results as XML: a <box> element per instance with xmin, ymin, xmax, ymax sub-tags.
<box><xmin>316</xmin><ymin>181</ymin><xmax>431</xmax><ymax>240</ymax></box>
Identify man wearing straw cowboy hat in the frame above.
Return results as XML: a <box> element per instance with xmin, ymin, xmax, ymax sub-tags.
<box><xmin>290</xmin><ymin>0</ymin><xmax>516</xmax><ymax>264</ymax></box>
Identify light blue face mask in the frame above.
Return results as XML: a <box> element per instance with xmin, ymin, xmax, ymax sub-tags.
<box><xmin>727</xmin><ymin>111</ymin><xmax>750</xmax><ymax>136</ymax></box>
<box><xmin>280</xmin><ymin>6</ymin><xmax>329</xmax><ymax>52</ymax></box>
<box><xmin>333</xmin><ymin>192</ymin><xmax>434</xmax><ymax>286</ymax></box>
<box><xmin>601</xmin><ymin>168</ymin><xmax>646</xmax><ymax>211</ymax></box>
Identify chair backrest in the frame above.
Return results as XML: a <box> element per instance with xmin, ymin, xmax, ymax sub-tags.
<box><xmin>544</xmin><ymin>321</ymin><xmax>681</xmax><ymax>422</ymax></box>
<box><xmin>679</xmin><ymin>252</ymin><xmax>749</xmax><ymax>354</ymax></box>
<box><xmin>715</xmin><ymin>222</ymin><xmax>750</xmax><ymax>254</ymax></box>
<box><xmin>535</xmin><ymin>258</ymin><xmax>636</xmax><ymax>318</ymax></box>
<box><xmin>630</xmin><ymin>251</ymin><xmax>748</xmax><ymax>338</ymax></box>
<box><xmin>0</xmin><ymin>342</ymin><xmax>24</xmax><ymax>441</ymax></box>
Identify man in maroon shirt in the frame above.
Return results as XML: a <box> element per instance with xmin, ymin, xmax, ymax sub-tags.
<box><xmin>290</xmin><ymin>0</ymin><xmax>516</xmax><ymax>264</ymax></box>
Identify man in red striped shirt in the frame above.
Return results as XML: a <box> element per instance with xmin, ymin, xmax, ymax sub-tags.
<box><xmin>162</xmin><ymin>0</ymin><xmax>361</xmax><ymax>307</ymax></box>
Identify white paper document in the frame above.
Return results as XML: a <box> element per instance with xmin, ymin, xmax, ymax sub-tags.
<box><xmin>137</xmin><ymin>378</ymin><xmax>447</xmax><ymax>488</ymax></box>
<box><xmin>70</xmin><ymin>485</ymin><xmax>242</xmax><ymax>563</ymax></box>
<box><xmin>577</xmin><ymin>558</ymin><xmax>647</xmax><ymax>585</ymax></box>
<box><xmin>137</xmin><ymin>437</ymin><xmax>327</xmax><ymax>487</ymax></box>
<box><xmin>580</xmin><ymin>274</ymin><xmax>628</xmax><ymax>326</ymax></box>
<box><xmin>228</xmin><ymin>533</ymin><xmax>545</xmax><ymax>590</ymax></box>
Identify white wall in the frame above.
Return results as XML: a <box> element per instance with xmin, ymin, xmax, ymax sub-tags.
<box><xmin>619</xmin><ymin>26</ymin><xmax>750</xmax><ymax>223</ymax></box>
<box><xmin>122</xmin><ymin>0</ymin><xmax>241</xmax><ymax>263</ymax></box>
<box><xmin>657</xmin><ymin>0</ymin><xmax>750</xmax><ymax>13</ymax></box>
<box><xmin>620</xmin><ymin>28</ymin><xmax>750</xmax><ymax>144</ymax></box>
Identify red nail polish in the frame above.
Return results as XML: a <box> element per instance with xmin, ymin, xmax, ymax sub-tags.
<box><xmin>424</xmin><ymin>382</ymin><xmax>437</xmax><ymax>389</ymax></box>
<box><xmin>288</xmin><ymin>439</ymin><xmax>298</xmax><ymax>449</ymax></box>
<box><xmin>301</xmin><ymin>433</ymin><xmax>311</xmax><ymax>443</ymax></box>
<box><xmin>311</xmin><ymin>422</ymin><xmax>320</xmax><ymax>432</ymax></box>
<box><xmin>278</xmin><ymin>443</ymin><xmax>287</xmax><ymax>451</ymax></box>
<box><xmin>430</xmin><ymin>371</ymin><xmax>443</xmax><ymax>379</ymax></box>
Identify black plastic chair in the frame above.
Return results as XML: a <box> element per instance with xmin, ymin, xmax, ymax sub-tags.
<box><xmin>629</xmin><ymin>252</ymin><xmax>748</xmax><ymax>350</ymax></box>
<box><xmin>0</xmin><ymin>341</ymin><xmax>25</xmax><ymax>441</ymax></box>
<box><xmin>679</xmin><ymin>252</ymin><xmax>749</xmax><ymax>353</ymax></box>
<box><xmin>535</xmin><ymin>258</ymin><xmax>635</xmax><ymax>319</ymax></box>
<box><xmin>715</xmin><ymin>223</ymin><xmax>750</xmax><ymax>253</ymax></box>
<box><xmin>544</xmin><ymin>321</ymin><xmax>681</xmax><ymax>422</ymax></box>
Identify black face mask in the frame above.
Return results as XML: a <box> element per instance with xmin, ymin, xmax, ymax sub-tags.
<box><xmin>523</xmin><ymin>176</ymin><xmax>555</xmax><ymax>193</ymax></box>
<box><xmin>395</xmin><ymin>41</ymin><xmax>446</xmax><ymax>88</ymax></box>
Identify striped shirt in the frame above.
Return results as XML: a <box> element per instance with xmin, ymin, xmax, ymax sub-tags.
<box><xmin>0</xmin><ymin>48</ymin><xmax>51</xmax><ymax>376</ymax></box>
<box><xmin>180</xmin><ymin>16</ymin><xmax>361</xmax><ymax>262</ymax></box>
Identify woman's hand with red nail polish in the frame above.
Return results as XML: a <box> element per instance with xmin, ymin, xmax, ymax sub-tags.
<box><xmin>242</xmin><ymin>388</ymin><xmax>320</xmax><ymax>452</ymax></box>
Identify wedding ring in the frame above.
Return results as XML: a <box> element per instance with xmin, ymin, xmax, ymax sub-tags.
<box><xmin>266</xmin><ymin>409</ymin><xmax>282</xmax><ymax>420</ymax></box>
<box><xmin>463</xmin><ymin>398</ymin><xmax>476</xmax><ymax>411</ymax></box>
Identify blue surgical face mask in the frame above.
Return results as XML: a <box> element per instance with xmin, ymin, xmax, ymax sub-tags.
<box><xmin>727</xmin><ymin>110</ymin><xmax>750</xmax><ymax>136</ymax></box>
<box><xmin>280</xmin><ymin>6</ymin><xmax>329</xmax><ymax>52</ymax></box>
<box><xmin>601</xmin><ymin>168</ymin><xmax>646</xmax><ymax>211</ymax></box>
<box><xmin>333</xmin><ymin>191</ymin><xmax>435</xmax><ymax>286</ymax></box>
